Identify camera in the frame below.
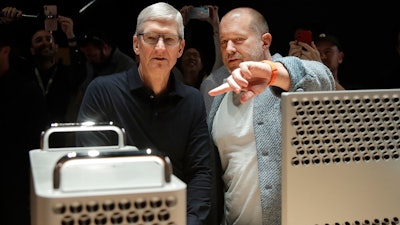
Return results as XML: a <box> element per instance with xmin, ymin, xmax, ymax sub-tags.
<box><xmin>189</xmin><ymin>7</ymin><xmax>209</xmax><ymax>19</ymax></box>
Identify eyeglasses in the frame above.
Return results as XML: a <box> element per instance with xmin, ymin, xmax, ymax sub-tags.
<box><xmin>138</xmin><ymin>32</ymin><xmax>181</xmax><ymax>46</ymax></box>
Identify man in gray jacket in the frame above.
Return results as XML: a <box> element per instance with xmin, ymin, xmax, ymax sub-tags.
<box><xmin>206</xmin><ymin>7</ymin><xmax>335</xmax><ymax>225</ymax></box>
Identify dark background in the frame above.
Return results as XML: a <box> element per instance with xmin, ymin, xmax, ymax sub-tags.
<box><xmin>3</xmin><ymin>0</ymin><xmax>400</xmax><ymax>89</ymax></box>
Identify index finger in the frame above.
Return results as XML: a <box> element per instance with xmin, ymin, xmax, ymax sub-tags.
<box><xmin>208</xmin><ymin>82</ymin><xmax>233</xmax><ymax>96</ymax></box>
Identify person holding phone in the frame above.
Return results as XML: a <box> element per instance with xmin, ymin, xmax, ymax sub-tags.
<box><xmin>288</xmin><ymin>27</ymin><xmax>346</xmax><ymax>90</ymax></box>
<box><xmin>314</xmin><ymin>33</ymin><xmax>346</xmax><ymax>90</ymax></box>
<box><xmin>288</xmin><ymin>28</ymin><xmax>321</xmax><ymax>60</ymax></box>
<box><xmin>179</xmin><ymin>5</ymin><xmax>222</xmax><ymax>74</ymax></box>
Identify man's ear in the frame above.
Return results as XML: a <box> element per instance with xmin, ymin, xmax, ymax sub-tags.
<box><xmin>338</xmin><ymin>52</ymin><xmax>344</xmax><ymax>64</ymax></box>
<box><xmin>177</xmin><ymin>39</ymin><xmax>185</xmax><ymax>57</ymax></box>
<box><xmin>261</xmin><ymin>32</ymin><xmax>272</xmax><ymax>49</ymax></box>
<box><xmin>102</xmin><ymin>43</ymin><xmax>112</xmax><ymax>55</ymax></box>
<box><xmin>133</xmin><ymin>35</ymin><xmax>139</xmax><ymax>55</ymax></box>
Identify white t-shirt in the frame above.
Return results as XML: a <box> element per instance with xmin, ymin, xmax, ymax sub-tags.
<box><xmin>212</xmin><ymin>91</ymin><xmax>262</xmax><ymax>225</ymax></box>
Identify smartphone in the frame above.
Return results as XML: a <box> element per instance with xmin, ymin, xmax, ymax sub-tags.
<box><xmin>189</xmin><ymin>7</ymin><xmax>209</xmax><ymax>19</ymax></box>
<box><xmin>44</xmin><ymin>5</ymin><xmax>57</xmax><ymax>31</ymax></box>
<box><xmin>296</xmin><ymin>30</ymin><xmax>312</xmax><ymax>45</ymax></box>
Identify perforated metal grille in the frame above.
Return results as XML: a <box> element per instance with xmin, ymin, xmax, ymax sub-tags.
<box><xmin>317</xmin><ymin>216</ymin><xmax>400</xmax><ymax>225</ymax></box>
<box><xmin>51</xmin><ymin>195</ymin><xmax>179</xmax><ymax>225</ymax></box>
<box><xmin>288</xmin><ymin>93</ymin><xmax>400</xmax><ymax>167</ymax></box>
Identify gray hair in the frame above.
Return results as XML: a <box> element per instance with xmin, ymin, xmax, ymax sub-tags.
<box><xmin>135</xmin><ymin>2</ymin><xmax>184</xmax><ymax>38</ymax></box>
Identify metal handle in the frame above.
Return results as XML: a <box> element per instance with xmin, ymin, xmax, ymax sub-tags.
<box><xmin>53</xmin><ymin>149</ymin><xmax>172</xmax><ymax>190</ymax></box>
<box><xmin>40</xmin><ymin>122</ymin><xmax>126</xmax><ymax>150</ymax></box>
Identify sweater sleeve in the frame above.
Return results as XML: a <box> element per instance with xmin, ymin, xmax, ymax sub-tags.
<box><xmin>274</xmin><ymin>56</ymin><xmax>336</xmax><ymax>91</ymax></box>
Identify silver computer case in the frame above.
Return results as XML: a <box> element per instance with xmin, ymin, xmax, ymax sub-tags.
<box><xmin>281</xmin><ymin>89</ymin><xmax>400</xmax><ymax>225</ymax></box>
<box><xmin>30</xmin><ymin>123</ymin><xmax>187</xmax><ymax>225</ymax></box>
